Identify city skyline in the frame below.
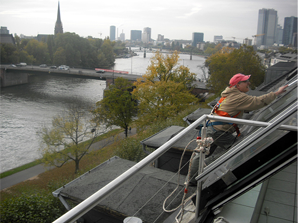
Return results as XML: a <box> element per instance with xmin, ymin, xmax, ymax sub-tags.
<box><xmin>0</xmin><ymin>0</ymin><xmax>297</xmax><ymax>42</ymax></box>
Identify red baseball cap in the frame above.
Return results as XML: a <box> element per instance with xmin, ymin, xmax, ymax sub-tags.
<box><xmin>229</xmin><ymin>73</ymin><xmax>251</xmax><ymax>86</ymax></box>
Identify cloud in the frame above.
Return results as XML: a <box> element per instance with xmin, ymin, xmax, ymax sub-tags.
<box><xmin>177</xmin><ymin>4</ymin><xmax>202</xmax><ymax>18</ymax></box>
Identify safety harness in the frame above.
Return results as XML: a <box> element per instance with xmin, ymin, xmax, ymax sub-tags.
<box><xmin>209</xmin><ymin>96</ymin><xmax>241</xmax><ymax>137</ymax></box>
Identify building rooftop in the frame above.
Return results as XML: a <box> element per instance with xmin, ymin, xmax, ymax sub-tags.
<box><xmin>54</xmin><ymin>156</ymin><xmax>196</xmax><ymax>223</ymax></box>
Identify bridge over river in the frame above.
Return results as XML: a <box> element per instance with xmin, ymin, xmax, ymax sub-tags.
<box><xmin>0</xmin><ymin>65</ymin><xmax>141</xmax><ymax>88</ymax></box>
<box><xmin>0</xmin><ymin>65</ymin><xmax>208</xmax><ymax>97</ymax></box>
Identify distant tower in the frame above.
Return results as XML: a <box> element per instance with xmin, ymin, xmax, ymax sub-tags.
<box><xmin>142</xmin><ymin>27</ymin><xmax>151</xmax><ymax>43</ymax></box>
<box><xmin>256</xmin><ymin>9</ymin><xmax>278</xmax><ymax>47</ymax></box>
<box><xmin>54</xmin><ymin>1</ymin><xmax>63</xmax><ymax>35</ymax></box>
<box><xmin>192</xmin><ymin>32</ymin><xmax>204</xmax><ymax>47</ymax></box>
<box><xmin>282</xmin><ymin>16</ymin><xmax>297</xmax><ymax>46</ymax></box>
<box><xmin>110</xmin><ymin>26</ymin><xmax>116</xmax><ymax>41</ymax></box>
<box><xmin>130</xmin><ymin>30</ymin><xmax>142</xmax><ymax>41</ymax></box>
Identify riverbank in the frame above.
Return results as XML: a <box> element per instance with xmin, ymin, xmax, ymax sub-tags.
<box><xmin>0</xmin><ymin>128</ymin><xmax>124</xmax><ymax>179</ymax></box>
<box><xmin>0</xmin><ymin>128</ymin><xmax>138</xmax><ymax>191</ymax></box>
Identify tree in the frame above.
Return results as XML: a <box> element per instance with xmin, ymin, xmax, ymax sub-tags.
<box><xmin>53</xmin><ymin>47</ymin><xmax>66</xmax><ymax>65</ymax></box>
<box><xmin>99</xmin><ymin>38</ymin><xmax>115</xmax><ymax>68</ymax></box>
<box><xmin>47</xmin><ymin>35</ymin><xmax>55</xmax><ymax>64</ymax></box>
<box><xmin>278</xmin><ymin>46</ymin><xmax>297</xmax><ymax>54</ymax></box>
<box><xmin>93</xmin><ymin>77</ymin><xmax>137</xmax><ymax>137</ymax></box>
<box><xmin>19</xmin><ymin>49</ymin><xmax>35</xmax><ymax>64</ymax></box>
<box><xmin>132</xmin><ymin>51</ymin><xmax>197</xmax><ymax>128</ymax></box>
<box><xmin>0</xmin><ymin>43</ymin><xmax>17</xmax><ymax>64</ymax></box>
<box><xmin>39</xmin><ymin>105</ymin><xmax>106</xmax><ymax>174</ymax></box>
<box><xmin>54</xmin><ymin>32</ymin><xmax>99</xmax><ymax>68</ymax></box>
<box><xmin>204</xmin><ymin>43</ymin><xmax>222</xmax><ymax>55</ymax></box>
<box><xmin>205</xmin><ymin>45</ymin><xmax>266</xmax><ymax>95</ymax></box>
<box><xmin>0</xmin><ymin>191</ymin><xmax>65</xmax><ymax>223</ymax></box>
<box><xmin>25</xmin><ymin>39</ymin><xmax>50</xmax><ymax>65</ymax></box>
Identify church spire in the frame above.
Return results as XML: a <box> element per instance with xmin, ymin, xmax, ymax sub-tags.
<box><xmin>54</xmin><ymin>1</ymin><xmax>63</xmax><ymax>35</ymax></box>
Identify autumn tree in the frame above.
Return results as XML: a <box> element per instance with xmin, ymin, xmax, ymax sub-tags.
<box><xmin>204</xmin><ymin>43</ymin><xmax>222</xmax><ymax>55</ymax></box>
<box><xmin>93</xmin><ymin>77</ymin><xmax>137</xmax><ymax>137</ymax></box>
<box><xmin>205</xmin><ymin>45</ymin><xmax>266</xmax><ymax>95</ymax></box>
<box><xmin>39</xmin><ymin>105</ymin><xmax>107</xmax><ymax>174</ymax></box>
<box><xmin>25</xmin><ymin>39</ymin><xmax>50</xmax><ymax>65</ymax></box>
<box><xmin>132</xmin><ymin>51</ymin><xmax>197</xmax><ymax>128</ymax></box>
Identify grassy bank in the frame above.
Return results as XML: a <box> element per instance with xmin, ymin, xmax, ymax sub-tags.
<box><xmin>0</xmin><ymin>128</ymin><xmax>123</xmax><ymax>179</ymax></box>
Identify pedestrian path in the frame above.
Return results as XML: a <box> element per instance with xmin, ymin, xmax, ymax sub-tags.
<box><xmin>0</xmin><ymin>128</ymin><xmax>136</xmax><ymax>190</ymax></box>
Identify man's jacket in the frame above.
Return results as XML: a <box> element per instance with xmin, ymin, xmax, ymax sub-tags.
<box><xmin>211</xmin><ymin>86</ymin><xmax>276</xmax><ymax>133</ymax></box>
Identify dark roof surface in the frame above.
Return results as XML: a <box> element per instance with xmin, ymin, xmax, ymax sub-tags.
<box><xmin>56</xmin><ymin>157</ymin><xmax>196</xmax><ymax>223</ymax></box>
<box><xmin>140</xmin><ymin>126</ymin><xmax>199</xmax><ymax>151</ymax></box>
<box><xmin>183</xmin><ymin>108</ymin><xmax>211</xmax><ymax>124</ymax></box>
<box><xmin>191</xmin><ymin>81</ymin><xmax>207</xmax><ymax>89</ymax></box>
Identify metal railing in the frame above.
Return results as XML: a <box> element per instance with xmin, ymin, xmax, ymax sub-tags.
<box><xmin>53</xmin><ymin>106</ymin><xmax>297</xmax><ymax>223</ymax></box>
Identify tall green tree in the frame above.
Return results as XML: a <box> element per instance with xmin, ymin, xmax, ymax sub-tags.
<box><xmin>19</xmin><ymin>50</ymin><xmax>35</xmax><ymax>64</ymax></box>
<box><xmin>204</xmin><ymin>43</ymin><xmax>222</xmax><ymax>55</ymax></box>
<box><xmin>39</xmin><ymin>105</ymin><xmax>106</xmax><ymax>174</ymax></box>
<box><xmin>132</xmin><ymin>51</ymin><xmax>197</xmax><ymax>128</ymax></box>
<box><xmin>47</xmin><ymin>35</ymin><xmax>55</xmax><ymax>64</ymax></box>
<box><xmin>205</xmin><ymin>45</ymin><xmax>266</xmax><ymax>95</ymax></box>
<box><xmin>0</xmin><ymin>43</ymin><xmax>17</xmax><ymax>64</ymax></box>
<box><xmin>93</xmin><ymin>77</ymin><xmax>137</xmax><ymax>137</ymax></box>
<box><xmin>54</xmin><ymin>32</ymin><xmax>99</xmax><ymax>68</ymax></box>
<box><xmin>53</xmin><ymin>47</ymin><xmax>66</xmax><ymax>65</ymax></box>
<box><xmin>99</xmin><ymin>38</ymin><xmax>115</xmax><ymax>68</ymax></box>
<box><xmin>25</xmin><ymin>39</ymin><xmax>50</xmax><ymax>65</ymax></box>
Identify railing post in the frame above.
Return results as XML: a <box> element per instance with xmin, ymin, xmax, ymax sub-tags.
<box><xmin>195</xmin><ymin>120</ymin><xmax>207</xmax><ymax>220</ymax></box>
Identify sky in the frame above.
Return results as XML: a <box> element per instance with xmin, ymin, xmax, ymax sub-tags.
<box><xmin>0</xmin><ymin>0</ymin><xmax>297</xmax><ymax>42</ymax></box>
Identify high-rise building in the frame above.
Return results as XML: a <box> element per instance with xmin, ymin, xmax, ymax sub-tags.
<box><xmin>282</xmin><ymin>16</ymin><xmax>297</xmax><ymax>46</ymax></box>
<box><xmin>130</xmin><ymin>30</ymin><xmax>142</xmax><ymax>41</ymax></box>
<box><xmin>192</xmin><ymin>32</ymin><xmax>204</xmax><ymax>47</ymax></box>
<box><xmin>276</xmin><ymin>24</ymin><xmax>283</xmax><ymax>45</ymax></box>
<box><xmin>157</xmin><ymin>34</ymin><xmax>164</xmax><ymax>41</ymax></box>
<box><xmin>243</xmin><ymin>38</ymin><xmax>253</xmax><ymax>46</ymax></box>
<box><xmin>54</xmin><ymin>1</ymin><xmax>63</xmax><ymax>35</ymax></box>
<box><xmin>120</xmin><ymin>33</ymin><xmax>125</xmax><ymax>42</ymax></box>
<box><xmin>110</xmin><ymin>26</ymin><xmax>116</xmax><ymax>41</ymax></box>
<box><xmin>256</xmin><ymin>8</ymin><xmax>278</xmax><ymax>47</ymax></box>
<box><xmin>0</xmin><ymin>26</ymin><xmax>9</xmax><ymax>34</ymax></box>
<box><xmin>214</xmin><ymin>35</ymin><xmax>223</xmax><ymax>43</ymax></box>
<box><xmin>292</xmin><ymin>33</ymin><xmax>297</xmax><ymax>47</ymax></box>
<box><xmin>143</xmin><ymin>27</ymin><xmax>151</xmax><ymax>42</ymax></box>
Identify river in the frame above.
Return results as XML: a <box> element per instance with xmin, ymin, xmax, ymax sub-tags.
<box><xmin>0</xmin><ymin>50</ymin><xmax>205</xmax><ymax>173</ymax></box>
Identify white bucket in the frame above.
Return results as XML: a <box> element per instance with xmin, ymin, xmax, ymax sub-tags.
<box><xmin>123</xmin><ymin>216</ymin><xmax>142</xmax><ymax>223</ymax></box>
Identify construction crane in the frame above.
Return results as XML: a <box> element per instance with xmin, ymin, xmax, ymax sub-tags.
<box><xmin>252</xmin><ymin>34</ymin><xmax>264</xmax><ymax>45</ymax></box>
<box><xmin>226</xmin><ymin>37</ymin><xmax>245</xmax><ymax>42</ymax></box>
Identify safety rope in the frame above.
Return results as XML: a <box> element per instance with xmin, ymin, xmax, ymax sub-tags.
<box><xmin>130</xmin><ymin>150</ymin><xmax>194</xmax><ymax>222</ymax></box>
<box><xmin>162</xmin><ymin>139</ymin><xmax>197</xmax><ymax>213</ymax></box>
<box><xmin>162</xmin><ymin>122</ymin><xmax>237</xmax><ymax>223</ymax></box>
<box><xmin>174</xmin><ymin>136</ymin><xmax>214</xmax><ymax>222</ymax></box>
<box><xmin>129</xmin><ymin>120</ymin><xmax>237</xmax><ymax>223</ymax></box>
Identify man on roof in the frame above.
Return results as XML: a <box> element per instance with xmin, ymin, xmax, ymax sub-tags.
<box><xmin>188</xmin><ymin>73</ymin><xmax>288</xmax><ymax>186</ymax></box>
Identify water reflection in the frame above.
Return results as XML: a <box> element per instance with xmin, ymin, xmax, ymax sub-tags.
<box><xmin>0</xmin><ymin>74</ymin><xmax>106</xmax><ymax>173</ymax></box>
